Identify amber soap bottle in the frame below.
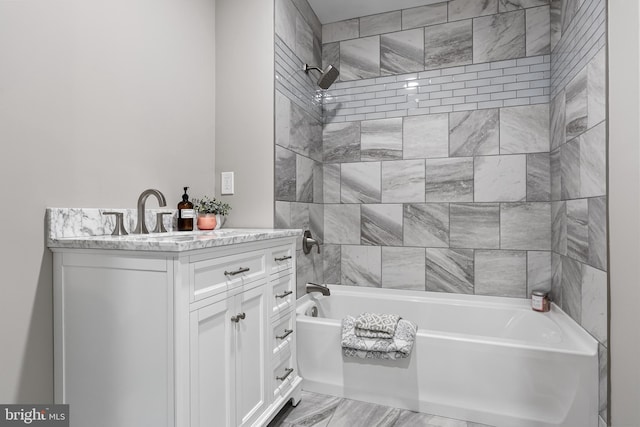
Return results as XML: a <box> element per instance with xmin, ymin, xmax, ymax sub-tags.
<box><xmin>177</xmin><ymin>187</ymin><xmax>195</xmax><ymax>231</ymax></box>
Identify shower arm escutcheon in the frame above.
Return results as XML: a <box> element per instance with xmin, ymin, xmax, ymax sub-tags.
<box><xmin>302</xmin><ymin>230</ymin><xmax>320</xmax><ymax>255</ymax></box>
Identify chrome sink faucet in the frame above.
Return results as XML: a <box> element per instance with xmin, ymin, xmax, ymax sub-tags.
<box><xmin>132</xmin><ymin>189</ymin><xmax>167</xmax><ymax>234</ymax></box>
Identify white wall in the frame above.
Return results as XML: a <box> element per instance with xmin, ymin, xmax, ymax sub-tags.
<box><xmin>214</xmin><ymin>0</ymin><xmax>275</xmax><ymax>228</ymax></box>
<box><xmin>609</xmin><ymin>1</ymin><xmax>640</xmax><ymax>425</ymax></box>
<box><xmin>0</xmin><ymin>0</ymin><xmax>216</xmax><ymax>402</ymax></box>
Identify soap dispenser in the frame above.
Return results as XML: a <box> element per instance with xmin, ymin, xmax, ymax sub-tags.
<box><xmin>177</xmin><ymin>187</ymin><xmax>195</xmax><ymax>231</ymax></box>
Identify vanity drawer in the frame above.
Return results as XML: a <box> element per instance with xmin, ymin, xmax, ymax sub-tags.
<box><xmin>272</xmin><ymin>348</ymin><xmax>296</xmax><ymax>397</ymax></box>
<box><xmin>191</xmin><ymin>250</ymin><xmax>266</xmax><ymax>302</ymax></box>
<box><xmin>272</xmin><ymin>312</ymin><xmax>294</xmax><ymax>355</ymax></box>
<box><xmin>271</xmin><ymin>245</ymin><xmax>294</xmax><ymax>276</ymax></box>
<box><xmin>271</xmin><ymin>274</ymin><xmax>294</xmax><ymax>317</ymax></box>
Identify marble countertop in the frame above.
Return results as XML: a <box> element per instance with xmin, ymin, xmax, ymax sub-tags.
<box><xmin>47</xmin><ymin>229</ymin><xmax>303</xmax><ymax>252</ymax></box>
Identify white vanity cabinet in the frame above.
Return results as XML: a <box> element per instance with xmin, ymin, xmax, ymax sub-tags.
<box><xmin>51</xmin><ymin>235</ymin><xmax>301</xmax><ymax>427</ymax></box>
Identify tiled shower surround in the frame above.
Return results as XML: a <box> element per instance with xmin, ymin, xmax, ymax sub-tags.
<box><xmin>275</xmin><ymin>0</ymin><xmax>608</xmax><ymax>424</ymax></box>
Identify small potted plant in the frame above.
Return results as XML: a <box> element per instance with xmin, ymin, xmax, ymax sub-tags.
<box><xmin>193</xmin><ymin>196</ymin><xmax>232</xmax><ymax>230</ymax></box>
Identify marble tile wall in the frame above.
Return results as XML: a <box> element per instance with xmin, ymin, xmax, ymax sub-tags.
<box><xmin>549</xmin><ymin>0</ymin><xmax>607</xmax><ymax>424</ymax></box>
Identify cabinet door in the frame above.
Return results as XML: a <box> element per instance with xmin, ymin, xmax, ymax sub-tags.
<box><xmin>190</xmin><ymin>297</ymin><xmax>235</xmax><ymax>427</ymax></box>
<box><xmin>235</xmin><ymin>284</ymin><xmax>269</xmax><ymax>427</ymax></box>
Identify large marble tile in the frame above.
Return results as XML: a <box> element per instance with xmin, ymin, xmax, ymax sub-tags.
<box><xmin>291</xmin><ymin>202</ymin><xmax>310</xmax><ymax>230</ymax></box>
<box><xmin>297</xmin><ymin>246</ymin><xmax>324</xmax><ymax>297</ymax></box>
<box><xmin>473</xmin><ymin>11</ymin><xmax>525</xmax><ymax>63</ymax></box>
<box><xmin>424</xmin><ymin>20</ymin><xmax>473</xmax><ymax>70</ymax></box>
<box><xmin>551</xmin><ymin>201</ymin><xmax>567</xmax><ymax>255</ymax></box>
<box><xmin>499</xmin><ymin>0</ymin><xmax>550</xmax><ymax>12</ymax></box>
<box><xmin>588</xmin><ymin>196</ymin><xmax>607</xmax><ymax>271</ymax></box>
<box><xmin>550</xmin><ymin>90</ymin><xmax>566</xmax><ymax>151</ymax></box>
<box><xmin>275</xmin><ymin>146</ymin><xmax>296</xmax><ymax>202</ymax></box>
<box><xmin>402</xmin><ymin>3</ymin><xmax>448</xmax><ymax>30</ymax></box>
<box><xmin>426</xmin><ymin>248</ymin><xmax>474</xmax><ymax>294</ymax></box>
<box><xmin>290</xmin><ymin>93</ymin><xmax>322</xmax><ymax>160</ymax></box>
<box><xmin>323</xmin><ymin>122</ymin><xmax>361</xmax><ymax>163</ymax></box>
<box><xmin>425</xmin><ymin>158</ymin><xmax>474</xmax><ymax>202</ymax></box>
<box><xmin>550</xmin><ymin>148</ymin><xmax>561</xmax><ymax>201</ymax></box>
<box><xmin>360</xmin><ymin>11</ymin><xmax>401</xmax><ymax>37</ymax></box>
<box><xmin>580</xmin><ymin>121</ymin><xmax>606</xmax><ymax>198</ymax></box>
<box><xmin>328</xmin><ymin>397</ymin><xmax>400</xmax><ymax>426</ymax></box>
<box><xmin>527</xmin><ymin>153</ymin><xmax>550</xmax><ymax>201</ymax></box>
<box><xmin>322</xmin><ymin>42</ymin><xmax>340</xmax><ymax>76</ymax></box>
<box><xmin>475</xmin><ymin>250</ymin><xmax>527</xmax><ymax>297</ymax></box>
<box><xmin>396</xmin><ymin>410</ymin><xmax>492</xmax><ymax>426</ymax></box>
<box><xmin>341</xmin><ymin>36</ymin><xmax>380</xmax><ymax>80</ymax></box>
<box><xmin>403</xmin><ymin>113</ymin><xmax>449</xmax><ymax>159</ymax></box>
<box><xmin>581</xmin><ymin>263</ymin><xmax>608</xmax><ymax>346</ymax></box>
<box><xmin>361</xmin><ymin>204</ymin><xmax>403</xmax><ymax>246</ymax></box>
<box><xmin>449</xmin><ymin>0</ymin><xmax>498</xmax><ymax>20</ymax></box>
<box><xmin>550</xmin><ymin>0</ymin><xmax>561</xmax><ymax>51</ymax></box>
<box><xmin>588</xmin><ymin>47</ymin><xmax>606</xmax><ymax>128</ymax></box>
<box><xmin>275</xmin><ymin>0</ymin><xmax>297</xmax><ymax>49</ymax></box>
<box><xmin>275</xmin><ymin>90</ymin><xmax>291</xmax><ymax>149</ymax></box>
<box><xmin>268</xmin><ymin>391</ymin><xmax>341</xmax><ymax>427</ymax></box>
<box><xmin>474</xmin><ymin>155</ymin><xmax>527</xmax><ymax>202</ymax></box>
<box><xmin>341</xmin><ymin>245</ymin><xmax>382</xmax><ymax>287</ymax></box>
<box><xmin>309</xmin><ymin>202</ymin><xmax>324</xmax><ymax>243</ymax></box>
<box><xmin>561</xmin><ymin>0</ymin><xmax>578</xmax><ymax>34</ymax></box>
<box><xmin>567</xmin><ymin>198</ymin><xmax>589</xmax><ymax>263</ymax></box>
<box><xmin>381</xmin><ymin>29</ymin><xmax>425</xmax><ymax>75</ymax></box>
<box><xmin>324</xmin><ymin>204</ymin><xmax>360</xmax><ymax>244</ymax></box>
<box><xmin>599</xmin><ymin>344</ymin><xmax>608</xmax><ymax>421</ymax></box>
<box><xmin>296</xmin><ymin>155</ymin><xmax>314</xmax><ymax>202</ymax></box>
<box><xmin>313</xmin><ymin>161</ymin><xmax>323</xmax><ymax>203</ymax></box>
<box><xmin>361</xmin><ymin>118</ymin><xmax>403</xmax><ymax>161</ymax></box>
<box><xmin>341</xmin><ymin>162</ymin><xmax>381</xmax><ymax>203</ymax></box>
<box><xmin>292</xmin><ymin>0</ymin><xmax>321</xmax><ymax>40</ymax></box>
<box><xmin>565</xmin><ymin>68</ymin><xmax>588</xmax><ymax>141</ymax></box>
<box><xmin>323</xmin><ymin>18</ymin><xmax>359</xmax><ymax>44</ymax></box>
<box><xmin>500</xmin><ymin>202</ymin><xmax>551</xmax><ymax>250</ymax></box>
<box><xmin>526</xmin><ymin>6</ymin><xmax>550</xmax><ymax>56</ymax></box>
<box><xmin>323</xmin><ymin>244</ymin><xmax>341</xmax><ymax>285</ymax></box>
<box><xmin>382</xmin><ymin>160</ymin><xmax>425</xmax><ymax>203</ymax></box>
<box><xmin>562</xmin><ymin>256</ymin><xmax>582</xmax><ymax>323</ymax></box>
<box><xmin>450</xmin><ymin>203</ymin><xmax>500</xmax><ymax>249</ymax></box>
<box><xmin>527</xmin><ymin>251</ymin><xmax>551</xmax><ymax>295</ymax></box>
<box><xmin>449</xmin><ymin>109</ymin><xmax>499</xmax><ymax>157</ymax></box>
<box><xmin>382</xmin><ymin>247</ymin><xmax>426</xmax><ymax>290</ymax></box>
<box><xmin>323</xmin><ymin>163</ymin><xmax>341</xmax><ymax>203</ymax></box>
<box><xmin>404</xmin><ymin>203</ymin><xmax>449</xmax><ymax>247</ymax></box>
<box><xmin>295</xmin><ymin>12</ymin><xmax>315</xmax><ymax>66</ymax></box>
<box><xmin>500</xmin><ymin>104</ymin><xmax>549</xmax><ymax>154</ymax></box>
<box><xmin>275</xmin><ymin>201</ymin><xmax>291</xmax><ymax>229</ymax></box>
<box><xmin>560</xmin><ymin>139</ymin><xmax>580</xmax><ymax>199</ymax></box>
<box><xmin>550</xmin><ymin>252</ymin><xmax>563</xmax><ymax>306</ymax></box>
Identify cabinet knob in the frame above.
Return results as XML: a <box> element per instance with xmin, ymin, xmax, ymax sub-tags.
<box><xmin>230</xmin><ymin>312</ymin><xmax>246</xmax><ymax>323</ymax></box>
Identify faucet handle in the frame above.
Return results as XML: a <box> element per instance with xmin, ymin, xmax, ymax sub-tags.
<box><xmin>103</xmin><ymin>212</ymin><xmax>128</xmax><ymax>236</ymax></box>
<box><xmin>152</xmin><ymin>212</ymin><xmax>173</xmax><ymax>233</ymax></box>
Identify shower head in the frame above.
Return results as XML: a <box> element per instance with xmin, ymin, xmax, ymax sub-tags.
<box><xmin>304</xmin><ymin>64</ymin><xmax>340</xmax><ymax>89</ymax></box>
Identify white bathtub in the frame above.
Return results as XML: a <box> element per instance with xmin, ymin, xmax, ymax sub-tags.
<box><xmin>296</xmin><ymin>285</ymin><xmax>598</xmax><ymax>427</ymax></box>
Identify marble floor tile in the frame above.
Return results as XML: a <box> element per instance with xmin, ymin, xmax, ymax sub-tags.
<box><xmin>425</xmin><ymin>158</ymin><xmax>474</xmax><ymax>202</ymax></box>
<box><xmin>475</xmin><ymin>250</ymin><xmax>527</xmax><ymax>298</ymax></box>
<box><xmin>500</xmin><ymin>104</ymin><xmax>549</xmax><ymax>154</ymax></box>
<box><xmin>323</xmin><ymin>18</ymin><xmax>359</xmax><ymax>44</ymax></box>
<box><xmin>361</xmin><ymin>204</ymin><xmax>403</xmax><ymax>246</ymax></box>
<box><xmin>382</xmin><ymin>247</ymin><xmax>426</xmax><ymax>290</ymax></box>
<box><xmin>324</xmin><ymin>204</ymin><xmax>361</xmax><ymax>244</ymax></box>
<box><xmin>565</xmin><ymin>68</ymin><xmax>588</xmax><ymax>141</ymax></box>
<box><xmin>341</xmin><ymin>162</ymin><xmax>382</xmax><ymax>203</ymax></box>
<box><xmin>296</xmin><ymin>155</ymin><xmax>314</xmax><ymax>203</ymax></box>
<box><xmin>588</xmin><ymin>47</ymin><xmax>606</xmax><ymax>128</ymax></box>
<box><xmin>450</xmin><ymin>203</ymin><xmax>500</xmax><ymax>249</ymax></box>
<box><xmin>525</xmin><ymin>6</ymin><xmax>550</xmax><ymax>56</ymax></box>
<box><xmin>341</xmin><ymin>245</ymin><xmax>382</xmax><ymax>287</ymax></box>
<box><xmin>323</xmin><ymin>42</ymin><xmax>340</xmax><ymax>76</ymax></box>
<box><xmin>360</xmin><ymin>11</ymin><xmax>401</xmax><ymax>37</ymax></box>
<box><xmin>449</xmin><ymin>0</ymin><xmax>498</xmax><ymax>20</ymax></box>
<box><xmin>323</xmin><ymin>122</ymin><xmax>361</xmax><ymax>163</ymax></box>
<box><xmin>323</xmin><ymin>244</ymin><xmax>342</xmax><ymax>285</ymax></box>
<box><xmin>449</xmin><ymin>109</ymin><xmax>499</xmax><ymax>157</ymax></box>
<box><xmin>323</xmin><ymin>164</ymin><xmax>341</xmax><ymax>204</ymax></box>
<box><xmin>382</xmin><ymin>160</ymin><xmax>426</xmax><ymax>203</ymax></box>
<box><xmin>560</xmin><ymin>139</ymin><xmax>580</xmax><ymax>200</ymax></box>
<box><xmin>567</xmin><ymin>198</ymin><xmax>589</xmax><ymax>263</ymax></box>
<box><xmin>381</xmin><ymin>28</ymin><xmax>425</xmax><ymax>75</ymax></box>
<box><xmin>551</xmin><ymin>201</ymin><xmax>567</xmax><ymax>255</ymax></box>
<box><xmin>527</xmin><ymin>251</ymin><xmax>551</xmax><ymax>295</ymax></box>
<box><xmin>402</xmin><ymin>3</ymin><xmax>448</xmax><ymax>30</ymax></box>
<box><xmin>550</xmin><ymin>91</ymin><xmax>566</xmax><ymax>151</ymax></box>
<box><xmin>361</xmin><ymin>118</ymin><xmax>403</xmax><ymax>161</ymax></box>
<box><xmin>527</xmin><ymin>153</ymin><xmax>550</xmax><ymax>201</ymax></box>
<box><xmin>269</xmin><ymin>391</ymin><xmax>341</xmax><ymax>427</ymax></box>
<box><xmin>276</xmin><ymin>145</ymin><xmax>297</xmax><ymax>202</ymax></box>
<box><xmin>473</xmin><ymin>11</ymin><xmax>525</xmax><ymax>63</ymax></box>
<box><xmin>580</xmin><ymin>121</ymin><xmax>606</xmax><ymax>198</ymax></box>
<box><xmin>426</xmin><ymin>248</ymin><xmax>474</xmax><ymax>294</ymax></box>
<box><xmin>588</xmin><ymin>196</ymin><xmax>607</xmax><ymax>271</ymax></box>
<box><xmin>403</xmin><ymin>113</ymin><xmax>449</xmax><ymax>159</ymax></box>
<box><xmin>581</xmin><ymin>263</ymin><xmax>608</xmax><ymax>346</ymax></box>
<box><xmin>500</xmin><ymin>202</ymin><xmax>551</xmax><ymax>250</ymax></box>
<box><xmin>341</xmin><ymin>36</ymin><xmax>380</xmax><ymax>81</ymax></box>
<box><xmin>404</xmin><ymin>203</ymin><xmax>449</xmax><ymax>248</ymax></box>
<box><xmin>561</xmin><ymin>255</ymin><xmax>582</xmax><ymax>323</ymax></box>
<box><xmin>329</xmin><ymin>398</ymin><xmax>401</xmax><ymax>427</ymax></box>
<box><xmin>424</xmin><ymin>20</ymin><xmax>473</xmax><ymax>70</ymax></box>
<box><xmin>474</xmin><ymin>155</ymin><xmax>527</xmax><ymax>202</ymax></box>
<box><xmin>499</xmin><ymin>0</ymin><xmax>550</xmax><ymax>12</ymax></box>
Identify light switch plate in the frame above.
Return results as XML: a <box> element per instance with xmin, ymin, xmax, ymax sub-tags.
<box><xmin>221</xmin><ymin>172</ymin><xmax>234</xmax><ymax>195</ymax></box>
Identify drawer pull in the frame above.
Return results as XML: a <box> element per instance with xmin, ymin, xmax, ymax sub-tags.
<box><xmin>276</xmin><ymin>368</ymin><xmax>294</xmax><ymax>381</ymax></box>
<box><xmin>230</xmin><ymin>312</ymin><xmax>246</xmax><ymax>323</ymax></box>
<box><xmin>224</xmin><ymin>267</ymin><xmax>250</xmax><ymax>276</ymax></box>
<box><xmin>275</xmin><ymin>290</ymin><xmax>293</xmax><ymax>299</ymax></box>
<box><xmin>274</xmin><ymin>255</ymin><xmax>292</xmax><ymax>262</ymax></box>
<box><xmin>276</xmin><ymin>329</ymin><xmax>293</xmax><ymax>340</ymax></box>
